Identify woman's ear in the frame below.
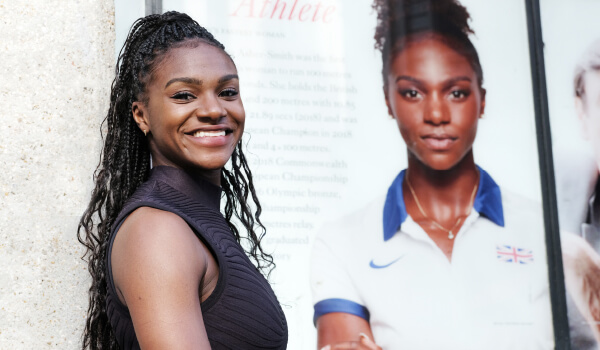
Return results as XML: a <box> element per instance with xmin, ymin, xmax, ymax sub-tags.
<box><xmin>479</xmin><ymin>88</ymin><xmax>487</xmax><ymax>117</ymax></box>
<box><xmin>384</xmin><ymin>90</ymin><xmax>394</xmax><ymax>118</ymax></box>
<box><xmin>132</xmin><ymin>101</ymin><xmax>150</xmax><ymax>135</ymax></box>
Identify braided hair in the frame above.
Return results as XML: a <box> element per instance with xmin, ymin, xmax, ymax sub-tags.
<box><xmin>372</xmin><ymin>0</ymin><xmax>483</xmax><ymax>92</ymax></box>
<box><xmin>77</xmin><ymin>11</ymin><xmax>273</xmax><ymax>350</ymax></box>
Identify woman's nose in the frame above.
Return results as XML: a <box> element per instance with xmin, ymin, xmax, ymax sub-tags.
<box><xmin>195</xmin><ymin>93</ymin><xmax>227</xmax><ymax>121</ymax></box>
<box><xmin>424</xmin><ymin>93</ymin><xmax>449</xmax><ymax>125</ymax></box>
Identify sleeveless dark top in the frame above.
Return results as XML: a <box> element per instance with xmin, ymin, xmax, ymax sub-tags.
<box><xmin>105</xmin><ymin>166</ymin><xmax>288</xmax><ymax>349</ymax></box>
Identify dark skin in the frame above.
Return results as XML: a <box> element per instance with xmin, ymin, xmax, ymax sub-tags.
<box><xmin>389</xmin><ymin>34</ymin><xmax>484</xmax><ymax>262</ymax></box>
<box><xmin>402</xmin><ymin>153</ymin><xmax>479</xmax><ymax>260</ymax></box>
<box><xmin>317</xmin><ymin>33</ymin><xmax>485</xmax><ymax>349</ymax></box>
<box><xmin>112</xmin><ymin>41</ymin><xmax>244</xmax><ymax>349</ymax></box>
<box><xmin>132</xmin><ymin>43</ymin><xmax>245</xmax><ymax>186</ymax></box>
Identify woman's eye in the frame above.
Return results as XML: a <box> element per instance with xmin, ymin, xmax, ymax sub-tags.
<box><xmin>172</xmin><ymin>92</ymin><xmax>195</xmax><ymax>101</ymax></box>
<box><xmin>450</xmin><ymin>90</ymin><xmax>469</xmax><ymax>99</ymax></box>
<box><xmin>401</xmin><ymin>90</ymin><xmax>420</xmax><ymax>99</ymax></box>
<box><xmin>219</xmin><ymin>88</ymin><xmax>239</xmax><ymax>98</ymax></box>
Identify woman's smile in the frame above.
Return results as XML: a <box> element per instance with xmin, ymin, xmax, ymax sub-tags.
<box><xmin>184</xmin><ymin>125</ymin><xmax>235</xmax><ymax>147</ymax></box>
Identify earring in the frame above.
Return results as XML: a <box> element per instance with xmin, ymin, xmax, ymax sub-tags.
<box><xmin>480</xmin><ymin>114</ymin><xmax>485</xmax><ymax>119</ymax></box>
<box><xmin>143</xmin><ymin>129</ymin><xmax>148</xmax><ymax>136</ymax></box>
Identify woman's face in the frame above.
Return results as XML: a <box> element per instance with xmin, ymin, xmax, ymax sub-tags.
<box><xmin>385</xmin><ymin>36</ymin><xmax>485</xmax><ymax>171</ymax></box>
<box><xmin>132</xmin><ymin>41</ymin><xmax>244</xmax><ymax>181</ymax></box>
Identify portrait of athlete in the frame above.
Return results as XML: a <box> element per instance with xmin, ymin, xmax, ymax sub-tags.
<box><xmin>558</xmin><ymin>38</ymin><xmax>600</xmax><ymax>349</ymax></box>
<box><xmin>77</xmin><ymin>11</ymin><xmax>288</xmax><ymax>350</ymax></box>
<box><xmin>310</xmin><ymin>0</ymin><xmax>553</xmax><ymax>349</ymax></box>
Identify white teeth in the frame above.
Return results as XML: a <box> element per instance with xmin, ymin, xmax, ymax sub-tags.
<box><xmin>193</xmin><ymin>130</ymin><xmax>226</xmax><ymax>138</ymax></box>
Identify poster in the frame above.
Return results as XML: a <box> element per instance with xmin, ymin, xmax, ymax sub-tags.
<box><xmin>157</xmin><ymin>2</ymin><xmax>398</xmax><ymax>348</ymax></box>
<box><xmin>541</xmin><ymin>0</ymin><xmax>600</xmax><ymax>348</ymax></box>
<box><xmin>114</xmin><ymin>0</ymin><xmax>555</xmax><ymax>348</ymax></box>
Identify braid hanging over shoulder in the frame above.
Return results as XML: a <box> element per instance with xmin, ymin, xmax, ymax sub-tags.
<box><xmin>77</xmin><ymin>11</ymin><xmax>273</xmax><ymax>350</ymax></box>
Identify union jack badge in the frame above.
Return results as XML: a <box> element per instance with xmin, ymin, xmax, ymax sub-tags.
<box><xmin>496</xmin><ymin>245</ymin><xmax>534</xmax><ymax>264</ymax></box>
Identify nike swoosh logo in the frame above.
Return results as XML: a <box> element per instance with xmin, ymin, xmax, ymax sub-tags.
<box><xmin>369</xmin><ymin>255</ymin><xmax>405</xmax><ymax>269</ymax></box>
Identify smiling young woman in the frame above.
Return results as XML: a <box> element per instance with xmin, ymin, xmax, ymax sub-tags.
<box><xmin>78</xmin><ymin>11</ymin><xmax>287</xmax><ymax>350</ymax></box>
<box><xmin>310</xmin><ymin>0</ymin><xmax>553</xmax><ymax>349</ymax></box>
<box><xmin>132</xmin><ymin>43</ymin><xmax>245</xmax><ymax>182</ymax></box>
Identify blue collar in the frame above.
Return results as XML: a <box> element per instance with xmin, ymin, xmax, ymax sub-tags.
<box><xmin>383</xmin><ymin>166</ymin><xmax>504</xmax><ymax>241</ymax></box>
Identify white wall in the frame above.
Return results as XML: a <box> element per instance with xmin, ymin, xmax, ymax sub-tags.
<box><xmin>0</xmin><ymin>1</ymin><xmax>114</xmax><ymax>348</ymax></box>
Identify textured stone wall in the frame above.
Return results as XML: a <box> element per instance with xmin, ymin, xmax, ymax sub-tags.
<box><xmin>0</xmin><ymin>0</ymin><xmax>115</xmax><ymax>348</ymax></box>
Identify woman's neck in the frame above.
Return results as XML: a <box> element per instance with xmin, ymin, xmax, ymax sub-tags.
<box><xmin>404</xmin><ymin>152</ymin><xmax>479</xmax><ymax>221</ymax></box>
<box><xmin>151</xmin><ymin>158</ymin><xmax>222</xmax><ymax>187</ymax></box>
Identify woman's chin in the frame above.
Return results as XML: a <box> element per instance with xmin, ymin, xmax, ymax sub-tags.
<box><xmin>409</xmin><ymin>148</ymin><xmax>475</xmax><ymax>172</ymax></box>
<box><xmin>188</xmin><ymin>159</ymin><xmax>229</xmax><ymax>172</ymax></box>
<box><xmin>153</xmin><ymin>157</ymin><xmax>230</xmax><ymax>174</ymax></box>
<box><xmin>411</xmin><ymin>155</ymin><xmax>460</xmax><ymax>172</ymax></box>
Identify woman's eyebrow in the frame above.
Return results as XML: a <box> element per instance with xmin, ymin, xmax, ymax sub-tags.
<box><xmin>165</xmin><ymin>77</ymin><xmax>202</xmax><ymax>88</ymax></box>
<box><xmin>218</xmin><ymin>74</ymin><xmax>239</xmax><ymax>84</ymax></box>
<box><xmin>445</xmin><ymin>76</ymin><xmax>472</xmax><ymax>85</ymax></box>
<box><xmin>164</xmin><ymin>75</ymin><xmax>239</xmax><ymax>88</ymax></box>
<box><xmin>395</xmin><ymin>75</ymin><xmax>421</xmax><ymax>84</ymax></box>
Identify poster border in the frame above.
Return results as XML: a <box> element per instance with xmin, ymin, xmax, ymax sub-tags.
<box><xmin>525</xmin><ymin>0</ymin><xmax>570</xmax><ymax>347</ymax></box>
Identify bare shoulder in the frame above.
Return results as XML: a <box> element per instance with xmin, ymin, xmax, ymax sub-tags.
<box><xmin>111</xmin><ymin>207</ymin><xmax>213</xmax><ymax>348</ymax></box>
<box><xmin>115</xmin><ymin>206</ymin><xmax>201</xmax><ymax>252</ymax></box>
<box><xmin>111</xmin><ymin>207</ymin><xmax>208</xmax><ymax>304</ymax></box>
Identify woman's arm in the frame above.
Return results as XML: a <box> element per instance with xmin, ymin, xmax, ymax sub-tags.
<box><xmin>111</xmin><ymin>207</ymin><xmax>215</xmax><ymax>349</ymax></box>
<box><xmin>317</xmin><ymin>313</ymin><xmax>381</xmax><ymax>349</ymax></box>
<box><xmin>562</xmin><ymin>231</ymin><xmax>600</xmax><ymax>343</ymax></box>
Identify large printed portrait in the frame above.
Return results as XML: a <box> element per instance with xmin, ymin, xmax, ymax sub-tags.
<box><xmin>115</xmin><ymin>0</ymin><xmax>556</xmax><ymax>348</ymax></box>
<box><xmin>542</xmin><ymin>0</ymin><xmax>600</xmax><ymax>348</ymax></box>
